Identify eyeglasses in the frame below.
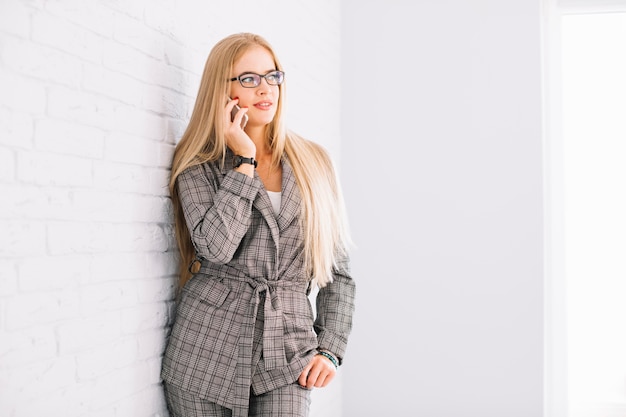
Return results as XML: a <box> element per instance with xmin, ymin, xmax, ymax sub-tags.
<box><xmin>229</xmin><ymin>70</ymin><xmax>285</xmax><ymax>88</ymax></box>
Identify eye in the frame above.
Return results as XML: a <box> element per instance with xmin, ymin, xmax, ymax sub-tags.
<box><xmin>239</xmin><ymin>74</ymin><xmax>258</xmax><ymax>85</ymax></box>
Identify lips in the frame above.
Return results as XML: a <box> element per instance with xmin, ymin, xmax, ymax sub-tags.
<box><xmin>254</xmin><ymin>101</ymin><xmax>273</xmax><ymax>110</ymax></box>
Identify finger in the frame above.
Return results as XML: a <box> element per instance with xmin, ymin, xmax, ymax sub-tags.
<box><xmin>314</xmin><ymin>372</ymin><xmax>327</xmax><ymax>388</ymax></box>
<box><xmin>298</xmin><ymin>364</ymin><xmax>312</xmax><ymax>387</ymax></box>
<box><xmin>313</xmin><ymin>365</ymin><xmax>334</xmax><ymax>388</ymax></box>
<box><xmin>225</xmin><ymin>97</ymin><xmax>240</xmax><ymax>124</ymax></box>
<box><xmin>306</xmin><ymin>366</ymin><xmax>322</xmax><ymax>389</ymax></box>
<box><xmin>225</xmin><ymin>96</ymin><xmax>238</xmax><ymax>112</ymax></box>
<box><xmin>317</xmin><ymin>370</ymin><xmax>335</xmax><ymax>388</ymax></box>
<box><xmin>232</xmin><ymin>106</ymin><xmax>248</xmax><ymax>128</ymax></box>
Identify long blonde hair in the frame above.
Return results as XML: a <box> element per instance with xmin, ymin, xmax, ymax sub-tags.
<box><xmin>170</xmin><ymin>33</ymin><xmax>350</xmax><ymax>289</ymax></box>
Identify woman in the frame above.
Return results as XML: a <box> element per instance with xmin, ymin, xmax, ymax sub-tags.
<box><xmin>161</xmin><ymin>33</ymin><xmax>356</xmax><ymax>417</ymax></box>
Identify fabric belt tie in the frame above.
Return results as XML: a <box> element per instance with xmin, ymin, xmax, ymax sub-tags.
<box><xmin>196</xmin><ymin>263</ymin><xmax>305</xmax><ymax>372</ymax></box>
<box><xmin>255</xmin><ymin>281</ymin><xmax>286</xmax><ymax>371</ymax></box>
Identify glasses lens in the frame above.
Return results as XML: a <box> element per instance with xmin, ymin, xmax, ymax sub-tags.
<box><xmin>239</xmin><ymin>73</ymin><xmax>261</xmax><ymax>88</ymax></box>
<box><xmin>265</xmin><ymin>71</ymin><xmax>284</xmax><ymax>85</ymax></box>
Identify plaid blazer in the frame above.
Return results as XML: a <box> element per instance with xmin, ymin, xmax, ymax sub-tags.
<box><xmin>160</xmin><ymin>149</ymin><xmax>356</xmax><ymax>417</ymax></box>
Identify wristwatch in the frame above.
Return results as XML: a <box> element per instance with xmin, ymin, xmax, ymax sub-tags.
<box><xmin>233</xmin><ymin>155</ymin><xmax>257</xmax><ymax>168</ymax></box>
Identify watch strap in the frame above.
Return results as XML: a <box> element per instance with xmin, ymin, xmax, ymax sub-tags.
<box><xmin>233</xmin><ymin>155</ymin><xmax>257</xmax><ymax>168</ymax></box>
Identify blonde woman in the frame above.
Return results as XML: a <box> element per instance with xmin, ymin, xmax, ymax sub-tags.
<box><xmin>160</xmin><ymin>33</ymin><xmax>356</xmax><ymax>417</ymax></box>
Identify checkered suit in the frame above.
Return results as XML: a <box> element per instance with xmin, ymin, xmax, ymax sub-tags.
<box><xmin>160</xmin><ymin>150</ymin><xmax>356</xmax><ymax>417</ymax></box>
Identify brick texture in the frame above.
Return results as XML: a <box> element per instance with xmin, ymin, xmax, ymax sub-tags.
<box><xmin>0</xmin><ymin>1</ymin><xmax>342</xmax><ymax>416</ymax></box>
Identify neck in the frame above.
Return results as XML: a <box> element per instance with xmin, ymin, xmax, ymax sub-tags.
<box><xmin>246</xmin><ymin>125</ymin><xmax>272</xmax><ymax>159</ymax></box>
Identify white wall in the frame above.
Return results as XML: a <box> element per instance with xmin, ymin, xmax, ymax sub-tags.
<box><xmin>340</xmin><ymin>1</ymin><xmax>544</xmax><ymax>416</ymax></box>
<box><xmin>0</xmin><ymin>1</ymin><xmax>341</xmax><ymax>416</ymax></box>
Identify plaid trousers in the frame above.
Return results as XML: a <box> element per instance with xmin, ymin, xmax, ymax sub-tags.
<box><xmin>164</xmin><ymin>381</ymin><xmax>312</xmax><ymax>417</ymax></box>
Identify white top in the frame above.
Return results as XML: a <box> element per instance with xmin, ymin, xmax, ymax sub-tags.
<box><xmin>266</xmin><ymin>191</ymin><xmax>281</xmax><ymax>216</ymax></box>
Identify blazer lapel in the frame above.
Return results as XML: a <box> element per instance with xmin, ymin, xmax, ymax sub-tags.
<box><xmin>277</xmin><ymin>157</ymin><xmax>300</xmax><ymax>231</ymax></box>
<box><xmin>252</xmin><ymin>178</ymin><xmax>281</xmax><ymax>247</ymax></box>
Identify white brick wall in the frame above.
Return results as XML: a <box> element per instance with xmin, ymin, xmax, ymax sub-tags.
<box><xmin>0</xmin><ymin>1</ymin><xmax>342</xmax><ymax>416</ymax></box>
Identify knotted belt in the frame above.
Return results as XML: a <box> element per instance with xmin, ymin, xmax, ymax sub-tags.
<box><xmin>238</xmin><ymin>274</ymin><xmax>307</xmax><ymax>370</ymax></box>
<box><xmin>198</xmin><ymin>263</ymin><xmax>306</xmax><ymax>371</ymax></box>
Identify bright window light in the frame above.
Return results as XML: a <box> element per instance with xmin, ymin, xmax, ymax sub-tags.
<box><xmin>562</xmin><ymin>11</ymin><xmax>626</xmax><ymax>416</ymax></box>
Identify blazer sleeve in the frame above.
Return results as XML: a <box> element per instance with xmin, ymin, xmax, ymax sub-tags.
<box><xmin>314</xmin><ymin>255</ymin><xmax>356</xmax><ymax>365</ymax></box>
<box><xmin>177</xmin><ymin>163</ymin><xmax>261</xmax><ymax>264</ymax></box>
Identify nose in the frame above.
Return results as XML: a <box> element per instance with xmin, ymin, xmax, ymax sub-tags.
<box><xmin>256</xmin><ymin>78</ymin><xmax>272</xmax><ymax>95</ymax></box>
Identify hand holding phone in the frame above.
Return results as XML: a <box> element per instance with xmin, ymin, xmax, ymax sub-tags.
<box><xmin>228</xmin><ymin>97</ymin><xmax>248</xmax><ymax>129</ymax></box>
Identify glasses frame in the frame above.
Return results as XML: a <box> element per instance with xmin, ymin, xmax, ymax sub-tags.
<box><xmin>229</xmin><ymin>70</ymin><xmax>285</xmax><ymax>88</ymax></box>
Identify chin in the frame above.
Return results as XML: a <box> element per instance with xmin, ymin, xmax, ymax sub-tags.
<box><xmin>251</xmin><ymin>114</ymin><xmax>276</xmax><ymax>126</ymax></box>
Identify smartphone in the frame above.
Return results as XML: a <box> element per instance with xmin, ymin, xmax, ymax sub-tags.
<box><xmin>229</xmin><ymin>97</ymin><xmax>248</xmax><ymax>129</ymax></box>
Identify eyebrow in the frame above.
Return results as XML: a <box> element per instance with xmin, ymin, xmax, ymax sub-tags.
<box><xmin>237</xmin><ymin>68</ymin><xmax>277</xmax><ymax>75</ymax></box>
